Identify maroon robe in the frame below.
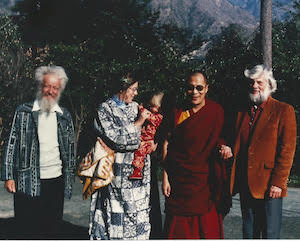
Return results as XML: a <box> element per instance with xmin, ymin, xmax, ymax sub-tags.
<box><xmin>164</xmin><ymin>99</ymin><xmax>225</xmax><ymax>215</ymax></box>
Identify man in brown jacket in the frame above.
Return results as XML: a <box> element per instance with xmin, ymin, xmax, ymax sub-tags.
<box><xmin>230</xmin><ymin>64</ymin><xmax>297</xmax><ymax>239</ymax></box>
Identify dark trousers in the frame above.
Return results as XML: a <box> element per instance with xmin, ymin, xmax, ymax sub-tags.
<box><xmin>240</xmin><ymin>189</ymin><xmax>282</xmax><ymax>239</ymax></box>
<box><xmin>149</xmin><ymin>157</ymin><xmax>163</xmax><ymax>239</ymax></box>
<box><xmin>14</xmin><ymin>176</ymin><xmax>64</xmax><ymax>239</ymax></box>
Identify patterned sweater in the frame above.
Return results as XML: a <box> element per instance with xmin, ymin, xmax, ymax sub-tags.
<box><xmin>89</xmin><ymin>97</ymin><xmax>151</xmax><ymax>239</ymax></box>
<box><xmin>1</xmin><ymin>102</ymin><xmax>76</xmax><ymax>198</ymax></box>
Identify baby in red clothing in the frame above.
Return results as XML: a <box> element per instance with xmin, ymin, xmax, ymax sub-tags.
<box><xmin>129</xmin><ymin>92</ymin><xmax>164</xmax><ymax>180</ymax></box>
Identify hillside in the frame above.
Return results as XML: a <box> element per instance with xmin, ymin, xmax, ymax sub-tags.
<box><xmin>149</xmin><ymin>0</ymin><xmax>258</xmax><ymax>37</ymax></box>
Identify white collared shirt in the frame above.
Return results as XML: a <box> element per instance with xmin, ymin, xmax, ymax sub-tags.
<box><xmin>32</xmin><ymin>100</ymin><xmax>63</xmax><ymax>179</ymax></box>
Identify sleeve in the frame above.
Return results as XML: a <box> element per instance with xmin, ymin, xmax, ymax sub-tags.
<box><xmin>94</xmin><ymin>103</ymin><xmax>141</xmax><ymax>152</ymax></box>
<box><xmin>216</xmin><ymin>137</ymin><xmax>226</xmax><ymax>148</ymax></box>
<box><xmin>217</xmin><ymin>105</ymin><xmax>235</xmax><ymax>148</ymax></box>
<box><xmin>1</xmin><ymin>110</ymin><xmax>19</xmax><ymax>181</ymax></box>
<box><xmin>209</xmin><ymin>105</ymin><xmax>225</xmax><ymax>153</ymax></box>
<box><xmin>270</xmin><ymin>105</ymin><xmax>297</xmax><ymax>189</ymax></box>
<box><xmin>67</xmin><ymin>112</ymin><xmax>76</xmax><ymax>172</ymax></box>
<box><xmin>160</xmin><ymin>109</ymin><xmax>176</xmax><ymax>167</ymax></box>
<box><xmin>64</xmin><ymin>111</ymin><xmax>76</xmax><ymax>199</ymax></box>
<box><xmin>201</xmin><ymin>105</ymin><xmax>225</xmax><ymax>166</ymax></box>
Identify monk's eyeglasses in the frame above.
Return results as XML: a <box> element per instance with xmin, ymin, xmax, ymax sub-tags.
<box><xmin>187</xmin><ymin>85</ymin><xmax>206</xmax><ymax>92</ymax></box>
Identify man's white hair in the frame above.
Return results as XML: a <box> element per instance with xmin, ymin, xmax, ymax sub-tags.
<box><xmin>35</xmin><ymin>65</ymin><xmax>69</xmax><ymax>91</ymax></box>
<box><xmin>244</xmin><ymin>64</ymin><xmax>277</xmax><ymax>93</ymax></box>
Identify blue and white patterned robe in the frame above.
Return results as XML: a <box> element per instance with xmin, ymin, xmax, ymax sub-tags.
<box><xmin>89</xmin><ymin>97</ymin><xmax>151</xmax><ymax>240</ymax></box>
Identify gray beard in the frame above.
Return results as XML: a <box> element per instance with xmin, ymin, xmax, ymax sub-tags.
<box><xmin>249</xmin><ymin>88</ymin><xmax>271</xmax><ymax>105</ymax></box>
<box><xmin>36</xmin><ymin>90</ymin><xmax>60</xmax><ymax>113</ymax></box>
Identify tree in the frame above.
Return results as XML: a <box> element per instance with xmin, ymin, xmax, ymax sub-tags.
<box><xmin>17</xmin><ymin>0</ymin><xmax>196</xmax><ymax>158</ymax></box>
<box><xmin>260</xmin><ymin>0</ymin><xmax>273</xmax><ymax>69</ymax></box>
<box><xmin>205</xmin><ymin>24</ymin><xmax>256</xmax><ymax>107</ymax></box>
<box><xmin>271</xmin><ymin>0</ymin><xmax>300</xmax><ymax>175</ymax></box>
<box><xmin>0</xmin><ymin>16</ymin><xmax>35</xmax><ymax>159</ymax></box>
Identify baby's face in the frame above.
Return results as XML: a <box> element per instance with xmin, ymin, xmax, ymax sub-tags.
<box><xmin>150</xmin><ymin>105</ymin><xmax>159</xmax><ymax>113</ymax></box>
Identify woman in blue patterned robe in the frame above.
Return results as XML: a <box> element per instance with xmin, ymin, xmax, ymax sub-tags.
<box><xmin>89</xmin><ymin>74</ymin><xmax>153</xmax><ymax>239</ymax></box>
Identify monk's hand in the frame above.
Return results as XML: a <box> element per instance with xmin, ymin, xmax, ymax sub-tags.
<box><xmin>219</xmin><ymin>145</ymin><xmax>233</xmax><ymax>160</ymax></box>
<box><xmin>4</xmin><ymin>180</ymin><xmax>16</xmax><ymax>193</ymax></box>
<box><xmin>162</xmin><ymin>172</ymin><xmax>171</xmax><ymax>197</ymax></box>
<box><xmin>269</xmin><ymin>185</ymin><xmax>282</xmax><ymax>198</ymax></box>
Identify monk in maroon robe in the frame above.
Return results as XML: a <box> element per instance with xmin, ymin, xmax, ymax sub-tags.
<box><xmin>162</xmin><ymin>71</ymin><xmax>233</xmax><ymax>239</ymax></box>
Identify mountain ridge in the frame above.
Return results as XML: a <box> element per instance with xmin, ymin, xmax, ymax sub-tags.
<box><xmin>227</xmin><ymin>0</ymin><xmax>292</xmax><ymax>19</ymax></box>
<box><xmin>0</xmin><ymin>0</ymin><xmax>293</xmax><ymax>36</ymax></box>
<box><xmin>149</xmin><ymin>0</ymin><xmax>258</xmax><ymax>37</ymax></box>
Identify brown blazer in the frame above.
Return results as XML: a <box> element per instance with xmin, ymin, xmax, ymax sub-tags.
<box><xmin>230</xmin><ymin>97</ymin><xmax>297</xmax><ymax>199</ymax></box>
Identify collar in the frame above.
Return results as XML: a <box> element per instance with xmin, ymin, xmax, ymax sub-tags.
<box><xmin>257</xmin><ymin>101</ymin><xmax>266</xmax><ymax>110</ymax></box>
<box><xmin>249</xmin><ymin>97</ymin><xmax>268</xmax><ymax>111</ymax></box>
<box><xmin>112</xmin><ymin>95</ymin><xmax>126</xmax><ymax>107</ymax></box>
<box><xmin>32</xmin><ymin>99</ymin><xmax>63</xmax><ymax>114</ymax></box>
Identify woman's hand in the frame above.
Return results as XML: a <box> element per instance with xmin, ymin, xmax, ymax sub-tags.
<box><xmin>139</xmin><ymin>106</ymin><xmax>151</xmax><ymax>121</ymax></box>
<box><xmin>162</xmin><ymin>170</ymin><xmax>171</xmax><ymax>197</ymax></box>
<box><xmin>135</xmin><ymin>106</ymin><xmax>151</xmax><ymax>128</ymax></box>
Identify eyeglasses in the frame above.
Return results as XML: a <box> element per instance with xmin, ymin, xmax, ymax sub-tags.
<box><xmin>128</xmin><ymin>87</ymin><xmax>138</xmax><ymax>93</ymax></box>
<box><xmin>43</xmin><ymin>84</ymin><xmax>60</xmax><ymax>92</ymax></box>
<box><xmin>187</xmin><ymin>85</ymin><xmax>206</xmax><ymax>92</ymax></box>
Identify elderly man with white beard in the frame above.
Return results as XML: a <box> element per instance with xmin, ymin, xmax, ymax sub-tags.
<box><xmin>2</xmin><ymin>66</ymin><xmax>76</xmax><ymax>239</ymax></box>
<box><xmin>229</xmin><ymin>64</ymin><xmax>297</xmax><ymax>239</ymax></box>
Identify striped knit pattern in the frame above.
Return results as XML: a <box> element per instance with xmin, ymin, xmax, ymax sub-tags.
<box><xmin>1</xmin><ymin>102</ymin><xmax>76</xmax><ymax>199</ymax></box>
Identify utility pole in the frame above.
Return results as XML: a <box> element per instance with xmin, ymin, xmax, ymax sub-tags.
<box><xmin>260</xmin><ymin>0</ymin><xmax>272</xmax><ymax>70</ymax></box>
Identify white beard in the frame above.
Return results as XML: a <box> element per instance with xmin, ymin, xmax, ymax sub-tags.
<box><xmin>36</xmin><ymin>89</ymin><xmax>60</xmax><ymax>113</ymax></box>
<box><xmin>249</xmin><ymin>87</ymin><xmax>271</xmax><ymax>105</ymax></box>
<box><xmin>40</xmin><ymin>97</ymin><xmax>57</xmax><ymax>113</ymax></box>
